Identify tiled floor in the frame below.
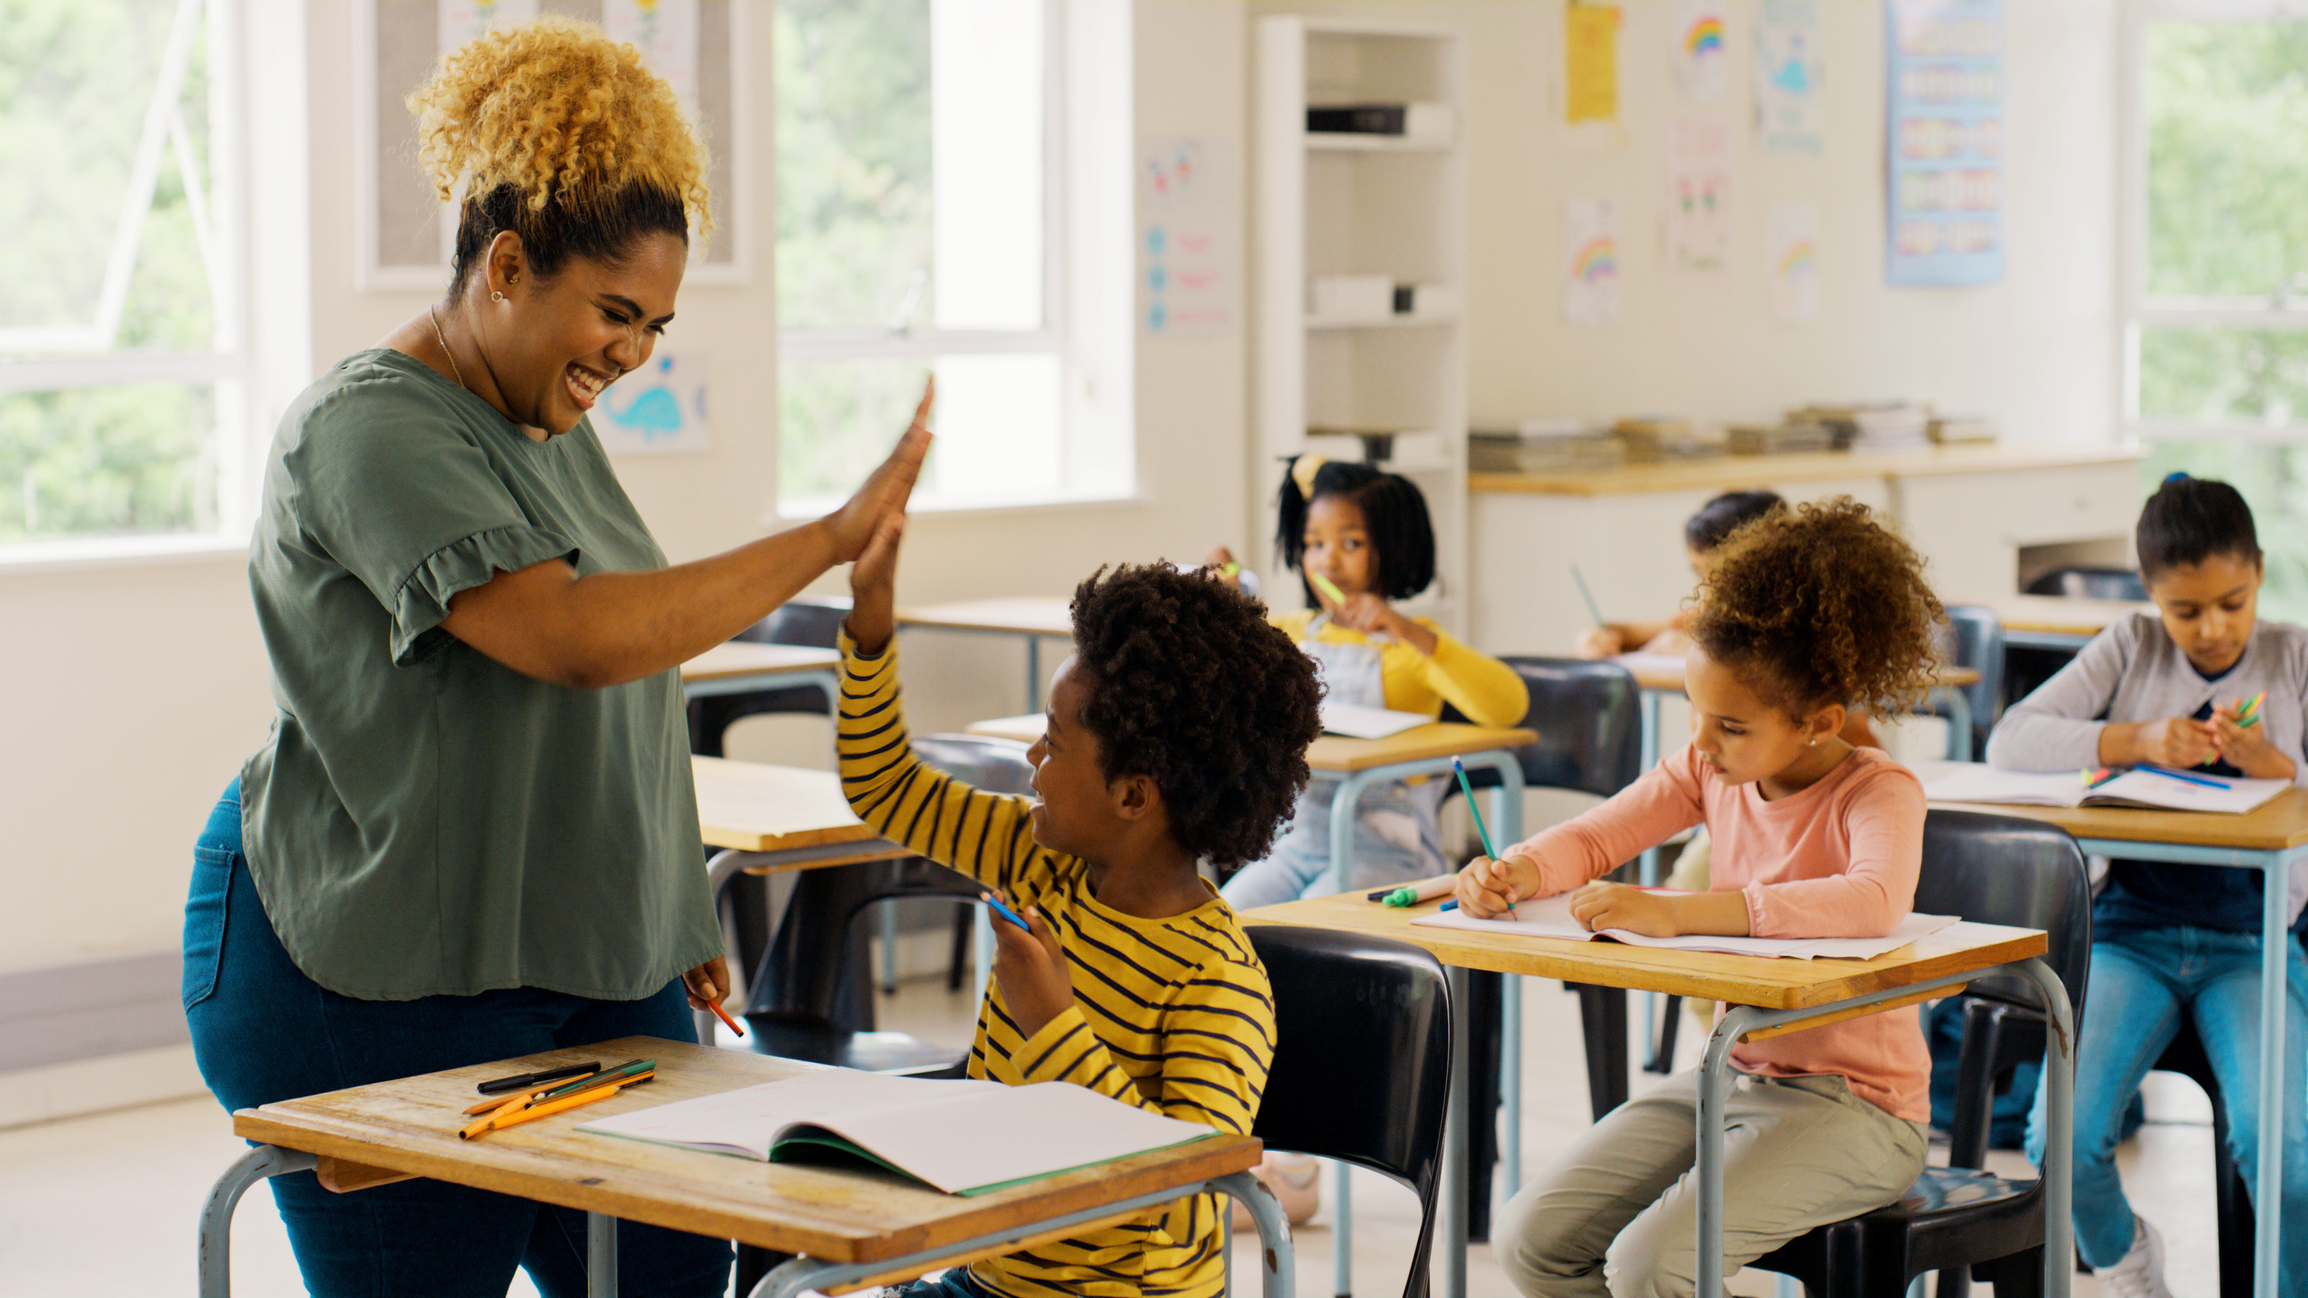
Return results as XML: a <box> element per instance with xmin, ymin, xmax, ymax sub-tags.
<box><xmin>0</xmin><ymin>972</ymin><xmax>2223</xmax><ymax>1297</ymax></box>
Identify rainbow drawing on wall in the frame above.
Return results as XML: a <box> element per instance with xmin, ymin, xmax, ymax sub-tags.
<box><xmin>1563</xmin><ymin>199</ymin><xmax>1620</xmax><ymax>326</ymax></box>
<box><xmin>1571</xmin><ymin>237</ymin><xmax>1619</xmax><ymax>285</ymax></box>
<box><xmin>1684</xmin><ymin>16</ymin><xmax>1726</xmax><ymax>58</ymax></box>
<box><xmin>1776</xmin><ymin>239</ymin><xmax>1817</xmax><ymax>281</ymax></box>
<box><xmin>1768</xmin><ymin>203</ymin><xmax>1820</xmax><ymax>322</ymax></box>
<box><xmin>1673</xmin><ymin>1</ymin><xmax>1731</xmax><ymax>99</ymax></box>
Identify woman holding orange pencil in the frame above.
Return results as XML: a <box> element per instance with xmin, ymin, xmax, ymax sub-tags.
<box><xmin>180</xmin><ymin>20</ymin><xmax>926</xmax><ymax>1298</ymax></box>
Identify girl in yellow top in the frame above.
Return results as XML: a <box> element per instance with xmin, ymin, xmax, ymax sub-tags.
<box><xmin>1214</xmin><ymin>456</ymin><xmax>1529</xmax><ymax>911</ymax></box>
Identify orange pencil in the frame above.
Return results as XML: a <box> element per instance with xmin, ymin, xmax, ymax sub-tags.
<box><xmin>705</xmin><ymin>997</ymin><xmax>746</xmax><ymax>1039</ymax></box>
<box><xmin>488</xmin><ymin>1073</ymin><xmax>653</xmax><ymax>1133</ymax></box>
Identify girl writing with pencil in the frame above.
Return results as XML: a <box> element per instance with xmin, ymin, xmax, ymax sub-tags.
<box><xmin>1458</xmin><ymin>498</ymin><xmax>1945</xmax><ymax>1295</ymax></box>
<box><xmin>1987</xmin><ymin>474</ymin><xmax>2308</xmax><ymax>1297</ymax></box>
<box><xmin>182</xmin><ymin>20</ymin><xmax>926</xmax><ymax>1295</ymax></box>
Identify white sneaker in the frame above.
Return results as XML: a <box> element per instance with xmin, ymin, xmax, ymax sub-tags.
<box><xmin>2098</xmin><ymin>1214</ymin><xmax>2172</xmax><ymax>1298</ymax></box>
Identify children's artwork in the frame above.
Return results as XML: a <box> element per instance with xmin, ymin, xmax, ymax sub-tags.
<box><xmin>595</xmin><ymin>352</ymin><xmax>710</xmax><ymax>456</ymax></box>
<box><xmin>1768</xmin><ymin>203</ymin><xmax>1820</xmax><ymax>322</ymax></box>
<box><xmin>1666</xmin><ymin>116</ymin><xmax>1731</xmax><ymax>273</ymax></box>
<box><xmin>1673</xmin><ymin>1</ymin><xmax>1731</xmax><ymax>101</ymax></box>
<box><xmin>1754</xmin><ymin>0</ymin><xmax>1824</xmax><ymax>154</ymax></box>
<box><xmin>605</xmin><ymin>0</ymin><xmax>700</xmax><ymax>108</ymax></box>
<box><xmin>439</xmin><ymin>0</ymin><xmax>540</xmax><ymax>51</ymax></box>
<box><xmin>1885</xmin><ymin>0</ymin><xmax>2004</xmax><ymax>286</ymax></box>
<box><xmin>1137</xmin><ymin>138</ymin><xmax>1237</xmax><ymax>337</ymax></box>
<box><xmin>1562</xmin><ymin>200</ymin><xmax>1620</xmax><ymax>326</ymax></box>
<box><xmin>1565</xmin><ymin>1</ymin><xmax>1622</xmax><ymax>128</ymax></box>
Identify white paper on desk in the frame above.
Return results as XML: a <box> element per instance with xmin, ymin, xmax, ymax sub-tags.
<box><xmin>1321</xmin><ymin>701</ymin><xmax>1431</xmax><ymax>739</ymax></box>
<box><xmin>1914</xmin><ymin>758</ymin><xmax>2287</xmax><ymax>815</ymax></box>
<box><xmin>1410</xmin><ymin>892</ymin><xmax>1960</xmax><ymax>959</ymax></box>
<box><xmin>1610</xmin><ymin>651</ymin><xmax>1691</xmax><ymax>679</ymax></box>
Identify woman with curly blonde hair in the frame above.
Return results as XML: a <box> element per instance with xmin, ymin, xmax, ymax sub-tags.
<box><xmin>1455</xmin><ymin>498</ymin><xmax>1949</xmax><ymax>1296</ymax></box>
<box><xmin>182</xmin><ymin>18</ymin><xmax>925</xmax><ymax>1295</ymax></box>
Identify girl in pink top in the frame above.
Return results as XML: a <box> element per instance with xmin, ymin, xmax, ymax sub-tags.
<box><xmin>1460</xmin><ymin>499</ymin><xmax>1947</xmax><ymax>1297</ymax></box>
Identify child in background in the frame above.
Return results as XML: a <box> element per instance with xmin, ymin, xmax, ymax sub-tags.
<box><xmin>1458</xmin><ymin>499</ymin><xmax>1945</xmax><ymax>1295</ymax></box>
<box><xmin>1211</xmin><ymin>456</ymin><xmax>1529</xmax><ymax>910</ymax></box>
<box><xmin>1987</xmin><ymin>474</ymin><xmax>2308</xmax><ymax>1298</ymax></box>
<box><xmin>839</xmin><ymin>513</ymin><xmax>1321</xmax><ymax>1298</ymax></box>
<box><xmin>1574</xmin><ymin>488</ymin><xmax>1783</xmax><ymax>659</ymax></box>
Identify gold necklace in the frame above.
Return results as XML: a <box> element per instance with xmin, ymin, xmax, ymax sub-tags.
<box><xmin>428</xmin><ymin>306</ymin><xmax>469</xmax><ymax>390</ymax></box>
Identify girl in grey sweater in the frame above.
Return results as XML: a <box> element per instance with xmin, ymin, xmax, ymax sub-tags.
<box><xmin>1986</xmin><ymin>475</ymin><xmax>2307</xmax><ymax>1297</ymax></box>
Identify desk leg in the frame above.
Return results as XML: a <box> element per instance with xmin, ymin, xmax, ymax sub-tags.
<box><xmin>1332</xmin><ymin>1159</ymin><xmax>1352</xmax><ymax>1297</ymax></box>
<box><xmin>1493</xmin><ymin>778</ymin><xmax>1525</xmax><ymax>1199</ymax></box>
<box><xmin>588</xmin><ymin>1211</ymin><xmax>619</xmax><ymax>1298</ymax></box>
<box><xmin>1216</xmin><ymin>1169</ymin><xmax>1299</xmax><ymax>1298</ymax></box>
<box><xmin>2015</xmin><ymin>956</ymin><xmax>2076</xmax><ymax>1298</ymax></box>
<box><xmin>1941</xmin><ymin>686</ymin><xmax>1974</xmax><ymax>762</ymax></box>
<box><xmin>197</xmin><ymin>1145</ymin><xmax>318</xmax><ymax>1298</ymax></box>
<box><xmin>1638</xmin><ymin>691</ymin><xmax>1664</xmax><ymax>1070</ymax></box>
<box><xmin>1439</xmin><ymin>964</ymin><xmax>1470</xmax><ymax>1298</ymax></box>
<box><xmin>2254</xmin><ymin>852</ymin><xmax>2288</xmax><ymax>1298</ymax></box>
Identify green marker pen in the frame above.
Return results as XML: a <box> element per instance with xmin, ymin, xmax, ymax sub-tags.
<box><xmin>1309</xmin><ymin>571</ymin><xmax>1347</xmax><ymax>606</ymax></box>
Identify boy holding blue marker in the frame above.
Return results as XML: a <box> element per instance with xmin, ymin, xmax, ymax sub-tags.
<box><xmin>1988</xmin><ymin>475</ymin><xmax>2308</xmax><ymax>1295</ymax></box>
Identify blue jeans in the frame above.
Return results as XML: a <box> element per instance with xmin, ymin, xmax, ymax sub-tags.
<box><xmin>2026</xmin><ymin>921</ymin><xmax>2308</xmax><ymax>1293</ymax></box>
<box><xmin>183</xmin><ymin>779</ymin><xmax>731</xmax><ymax>1298</ymax></box>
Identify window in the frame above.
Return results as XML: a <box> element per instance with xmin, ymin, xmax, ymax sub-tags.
<box><xmin>0</xmin><ymin>0</ymin><xmax>250</xmax><ymax>548</ymax></box>
<box><xmin>773</xmin><ymin>0</ymin><xmax>1131</xmax><ymax>515</ymax></box>
<box><xmin>2123</xmin><ymin>1</ymin><xmax>2308</xmax><ymax>617</ymax></box>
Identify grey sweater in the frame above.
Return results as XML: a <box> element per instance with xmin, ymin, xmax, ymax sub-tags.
<box><xmin>1986</xmin><ymin>612</ymin><xmax>2308</xmax><ymax>926</ymax></box>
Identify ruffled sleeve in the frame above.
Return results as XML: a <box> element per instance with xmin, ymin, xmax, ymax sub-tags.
<box><xmin>390</xmin><ymin>524</ymin><xmax>577</xmax><ymax>666</ymax></box>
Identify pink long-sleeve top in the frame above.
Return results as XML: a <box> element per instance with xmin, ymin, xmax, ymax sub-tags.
<box><xmin>1506</xmin><ymin>744</ymin><xmax>1931</xmax><ymax>1122</ymax></box>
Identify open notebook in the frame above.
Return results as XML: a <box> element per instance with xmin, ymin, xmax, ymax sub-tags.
<box><xmin>1320</xmin><ymin>700</ymin><xmax>1431</xmax><ymax>739</ymax></box>
<box><xmin>576</xmin><ymin>1067</ymin><xmax>1215</xmax><ymax>1196</ymax></box>
<box><xmin>1915</xmin><ymin>758</ymin><xmax>2287</xmax><ymax>815</ymax></box>
<box><xmin>1410</xmin><ymin>891</ymin><xmax>1959</xmax><ymax>960</ymax></box>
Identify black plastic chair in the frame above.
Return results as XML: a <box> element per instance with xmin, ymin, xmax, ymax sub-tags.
<box><xmin>1754</xmin><ymin>809</ymin><xmax>2093</xmax><ymax>1298</ymax></box>
<box><xmin>1440</xmin><ymin>658</ymin><xmax>1642</xmax><ymax>1228</ymax></box>
<box><xmin>2025</xmin><ymin>566</ymin><xmax>2148</xmax><ymax>602</ymax></box>
<box><xmin>1247</xmin><ymin>925</ymin><xmax>1453</xmax><ymax>1298</ymax></box>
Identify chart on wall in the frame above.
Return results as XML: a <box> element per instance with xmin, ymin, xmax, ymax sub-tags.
<box><xmin>361</xmin><ymin>0</ymin><xmax>743</xmax><ymax>290</ymax></box>
<box><xmin>1137</xmin><ymin>138</ymin><xmax>1237</xmax><ymax>337</ymax></box>
<box><xmin>1883</xmin><ymin>0</ymin><xmax>2002</xmax><ymax>287</ymax></box>
<box><xmin>1753</xmin><ymin>0</ymin><xmax>1823</xmax><ymax>154</ymax></box>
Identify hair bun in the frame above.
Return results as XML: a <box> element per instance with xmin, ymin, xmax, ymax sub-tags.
<box><xmin>2164</xmin><ymin>471</ymin><xmax>2192</xmax><ymax>486</ymax></box>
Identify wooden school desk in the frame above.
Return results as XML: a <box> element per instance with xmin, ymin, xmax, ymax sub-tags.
<box><xmin>196</xmin><ymin>1036</ymin><xmax>1295</xmax><ymax>1298</ymax></box>
<box><xmin>1242</xmin><ymin>893</ymin><xmax>2075</xmax><ymax>1298</ymax></box>
<box><xmin>1614</xmin><ymin>654</ymin><xmax>1985</xmax><ymax>766</ymax></box>
<box><xmin>692</xmin><ymin>756</ymin><xmax>916</xmax><ymax>1044</ymax></box>
<box><xmin>969</xmin><ymin>712</ymin><xmax>1538</xmax><ymax>1284</ymax></box>
<box><xmin>1916</xmin><ymin>757</ymin><xmax>2306</xmax><ymax>1298</ymax></box>
<box><xmin>895</xmin><ymin>597</ymin><xmax>1075</xmax><ymax>712</ymax></box>
<box><xmin>681</xmin><ymin>643</ymin><xmax>845</xmax><ymax>765</ymax></box>
<box><xmin>1979</xmin><ymin>592</ymin><xmax>2152</xmax><ymax>651</ymax></box>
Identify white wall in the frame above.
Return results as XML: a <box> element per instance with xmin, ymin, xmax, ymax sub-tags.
<box><xmin>0</xmin><ymin>0</ymin><xmax>1249</xmax><ymax>979</ymax></box>
<box><xmin>1253</xmin><ymin>0</ymin><xmax>2119</xmax><ymax>444</ymax></box>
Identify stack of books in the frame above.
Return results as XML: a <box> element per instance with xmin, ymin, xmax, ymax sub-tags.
<box><xmin>1929</xmin><ymin>413</ymin><xmax>1998</xmax><ymax>445</ymax></box>
<box><xmin>1614</xmin><ymin>416</ymin><xmax>1727</xmax><ymax>463</ymax></box>
<box><xmin>1726</xmin><ymin>421</ymin><xmax>1835</xmax><ymax>456</ymax></box>
<box><xmin>1468</xmin><ymin>420</ymin><xmax>1623</xmax><ymax>474</ymax></box>
<box><xmin>1793</xmin><ymin>402</ymin><xmax>1933</xmax><ymax>452</ymax></box>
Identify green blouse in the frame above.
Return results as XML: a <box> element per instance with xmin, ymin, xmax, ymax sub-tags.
<box><xmin>239</xmin><ymin>349</ymin><xmax>721</xmax><ymax>1001</ymax></box>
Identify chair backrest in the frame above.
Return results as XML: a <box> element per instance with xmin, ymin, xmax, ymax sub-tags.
<box><xmin>1914</xmin><ymin>810</ymin><xmax>2093</xmax><ymax>1015</ymax></box>
<box><xmin>1940</xmin><ymin>605</ymin><xmax>2005</xmax><ymax>758</ymax></box>
<box><xmin>1442</xmin><ymin>656</ymin><xmax>1643</xmax><ymax>800</ymax></box>
<box><xmin>1247</xmin><ymin>925</ymin><xmax>1451</xmax><ymax>1298</ymax></box>
<box><xmin>910</xmin><ymin>734</ymin><xmax>1036</xmax><ymax>797</ymax></box>
<box><xmin>739</xmin><ymin>596</ymin><xmax>855</xmax><ymax>649</ymax></box>
<box><xmin>2023</xmin><ymin>566</ymin><xmax>2148</xmax><ymax>602</ymax></box>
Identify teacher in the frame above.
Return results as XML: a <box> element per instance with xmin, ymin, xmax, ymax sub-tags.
<box><xmin>180</xmin><ymin>18</ymin><xmax>925</xmax><ymax>1297</ymax></box>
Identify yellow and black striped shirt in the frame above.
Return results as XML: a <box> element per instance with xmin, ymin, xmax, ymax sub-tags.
<box><xmin>837</xmin><ymin>633</ymin><xmax>1275</xmax><ymax>1298</ymax></box>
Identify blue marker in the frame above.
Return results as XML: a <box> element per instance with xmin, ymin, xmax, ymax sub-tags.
<box><xmin>2137</xmin><ymin>763</ymin><xmax>2229</xmax><ymax>791</ymax></box>
<box><xmin>980</xmin><ymin>891</ymin><xmax>1032</xmax><ymax>930</ymax></box>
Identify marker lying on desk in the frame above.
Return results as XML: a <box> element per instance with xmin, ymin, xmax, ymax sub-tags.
<box><xmin>1372</xmin><ymin>875</ymin><xmax>1458</xmax><ymax>907</ymax></box>
<box><xmin>488</xmin><ymin>1071</ymin><xmax>655</xmax><ymax>1134</ymax></box>
<box><xmin>476</xmin><ymin>1060</ymin><xmax>601</xmax><ymax>1096</ymax></box>
<box><xmin>2137</xmin><ymin>763</ymin><xmax>2229</xmax><ymax>790</ymax></box>
<box><xmin>1453</xmin><ymin>757</ymin><xmax>1516</xmax><ymax>920</ymax></box>
<box><xmin>2080</xmin><ymin>767</ymin><xmax>2118</xmax><ymax>789</ymax></box>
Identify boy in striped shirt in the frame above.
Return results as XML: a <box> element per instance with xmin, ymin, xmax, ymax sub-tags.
<box><xmin>840</xmin><ymin>516</ymin><xmax>1324</xmax><ymax>1298</ymax></box>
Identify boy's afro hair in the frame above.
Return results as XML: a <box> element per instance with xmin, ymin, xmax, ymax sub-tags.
<box><xmin>1069</xmin><ymin>564</ymin><xmax>1325</xmax><ymax>869</ymax></box>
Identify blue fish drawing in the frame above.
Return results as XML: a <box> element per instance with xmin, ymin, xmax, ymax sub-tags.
<box><xmin>605</xmin><ymin>385</ymin><xmax>683</xmax><ymax>442</ymax></box>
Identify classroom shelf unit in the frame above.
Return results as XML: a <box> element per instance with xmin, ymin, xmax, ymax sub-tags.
<box><xmin>1255</xmin><ymin>16</ymin><xmax>1470</xmax><ymax>634</ymax></box>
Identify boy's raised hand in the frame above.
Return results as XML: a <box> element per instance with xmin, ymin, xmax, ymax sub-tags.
<box><xmin>989</xmin><ymin>900</ymin><xmax>1075</xmax><ymax>1038</ymax></box>
<box><xmin>1454</xmin><ymin>854</ymin><xmax>1536</xmax><ymax>919</ymax></box>
<box><xmin>843</xmin><ymin>513</ymin><xmax>905</xmax><ymax>655</ymax></box>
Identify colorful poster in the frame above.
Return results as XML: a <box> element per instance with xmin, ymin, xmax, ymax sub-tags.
<box><xmin>1885</xmin><ymin>0</ymin><xmax>2003</xmax><ymax>286</ymax></box>
<box><xmin>596</xmin><ymin>352</ymin><xmax>710</xmax><ymax>455</ymax></box>
<box><xmin>1667</xmin><ymin>116</ymin><xmax>1732</xmax><ymax>273</ymax></box>
<box><xmin>1754</xmin><ymin>0</ymin><xmax>1824</xmax><ymax>154</ymax></box>
<box><xmin>1768</xmin><ymin>204</ymin><xmax>1820</xmax><ymax>322</ymax></box>
<box><xmin>1137</xmin><ymin>138</ymin><xmax>1237</xmax><ymax>336</ymax></box>
<box><xmin>439</xmin><ymin>0</ymin><xmax>539</xmax><ymax>51</ymax></box>
<box><xmin>1566</xmin><ymin>2</ymin><xmax>1622</xmax><ymax>126</ymax></box>
<box><xmin>605</xmin><ymin>0</ymin><xmax>701</xmax><ymax>108</ymax></box>
<box><xmin>1563</xmin><ymin>200</ymin><xmax>1620</xmax><ymax>326</ymax></box>
<box><xmin>1673</xmin><ymin>1</ymin><xmax>1732</xmax><ymax>101</ymax></box>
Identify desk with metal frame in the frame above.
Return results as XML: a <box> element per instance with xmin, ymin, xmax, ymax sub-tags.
<box><xmin>1979</xmin><ymin>593</ymin><xmax>2153</xmax><ymax>652</ymax></box>
<box><xmin>196</xmin><ymin>1036</ymin><xmax>1296</xmax><ymax>1298</ymax></box>
<box><xmin>1918</xmin><ymin>760</ymin><xmax>2308</xmax><ymax>1298</ymax></box>
<box><xmin>1244</xmin><ymin>893</ymin><xmax>2072</xmax><ymax>1298</ymax></box>
<box><xmin>895</xmin><ymin>598</ymin><xmax>1075</xmax><ymax>713</ymax></box>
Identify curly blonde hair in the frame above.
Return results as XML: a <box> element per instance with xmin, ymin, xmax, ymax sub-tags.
<box><xmin>1690</xmin><ymin>497</ymin><xmax>1946</xmax><ymax>718</ymax></box>
<box><xmin>407</xmin><ymin>14</ymin><xmax>711</xmax><ymax>288</ymax></box>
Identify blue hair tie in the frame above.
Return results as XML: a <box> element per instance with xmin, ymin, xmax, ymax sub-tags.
<box><xmin>2164</xmin><ymin>471</ymin><xmax>2191</xmax><ymax>485</ymax></box>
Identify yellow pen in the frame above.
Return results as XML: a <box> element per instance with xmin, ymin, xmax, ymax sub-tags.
<box><xmin>1309</xmin><ymin>571</ymin><xmax>1347</xmax><ymax>606</ymax></box>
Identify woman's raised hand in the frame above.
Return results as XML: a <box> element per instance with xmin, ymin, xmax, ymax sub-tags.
<box><xmin>824</xmin><ymin>377</ymin><xmax>934</xmax><ymax>562</ymax></box>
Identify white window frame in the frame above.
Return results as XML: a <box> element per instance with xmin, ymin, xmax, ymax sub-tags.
<box><xmin>0</xmin><ymin>0</ymin><xmax>305</xmax><ymax>566</ymax></box>
<box><xmin>773</xmin><ymin>0</ymin><xmax>1134</xmax><ymax>518</ymax></box>
<box><xmin>2119</xmin><ymin>0</ymin><xmax>2308</xmax><ymax>445</ymax></box>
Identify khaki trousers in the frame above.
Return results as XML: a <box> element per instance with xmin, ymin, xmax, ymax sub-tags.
<box><xmin>1492</xmin><ymin>1070</ymin><xmax>1927</xmax><ymax>1298</ymax></box>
